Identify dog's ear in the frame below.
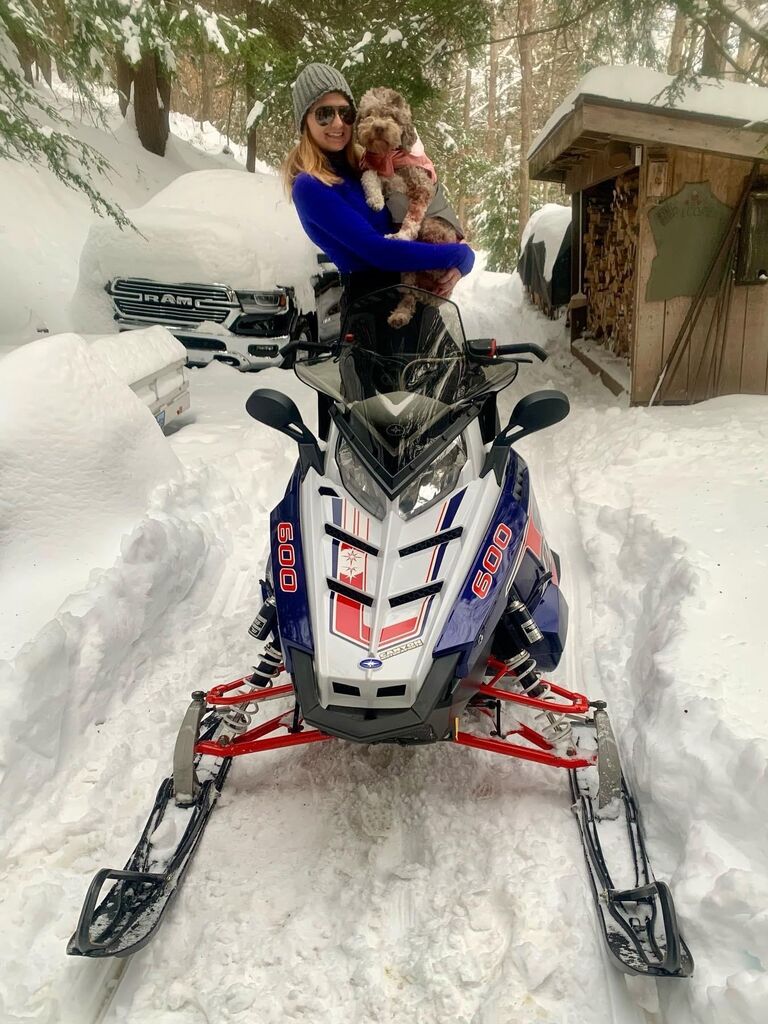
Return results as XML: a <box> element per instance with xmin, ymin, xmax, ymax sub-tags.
<box><xmin>386</xmin><ymin>90</ymin><xmax>417</xmax><ymax>150</ymax></box>
<box><xmin>399</xmin><ymin>120</ymin><xmax>418</xmax><ymax>150</ymax></box>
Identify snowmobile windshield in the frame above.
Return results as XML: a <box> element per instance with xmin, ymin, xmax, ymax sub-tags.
<box><xmin>295</xmin><ymin>286</ymin><xmax>518</xmax><ymax>494</ymax></box>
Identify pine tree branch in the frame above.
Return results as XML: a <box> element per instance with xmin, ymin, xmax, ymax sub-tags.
<box><xmin>440</xmin><ymin>0</ymin><xmax>611</xmax><ymax>56</ymax></box>
<box><xmin>703</xmin><ymin>0</ymin><xmax>768</xmax><ymax>50</ymax></box>
<box><xmin>690</xmin><ymin>10</ymin><xmax>768</xmax><ymax>85</ymax></box>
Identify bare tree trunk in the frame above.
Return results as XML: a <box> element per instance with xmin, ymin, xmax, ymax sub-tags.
<box><xmin>458</xmin><ymin>66</ymin><xmax>472</xmax><ymax>226</ymax></box>
<box><xmin>37</xmin><ymin>49</ymin><xmax>52</xmax><ymax>87</ymax></box>
<box><xmin>734</xmin><ymin>0</ymin><xmax>759</xmax><ymax>79</ymax></box>
<box><xmin>701</xmin><ymin>12</ymin><xmax>728</xmax><ymax>76</ymax></box>
<box><xmin>486</xmin><ymin>18</ymin><xmax>499</xmax><ymax>159</ymax></box>
<box><xmin>684</xmin><ymin>21</ymin><xmax>701</xmax><ymax>71</ymax></box>
<box><xmin>199</xmin><ymin>44</ymin><xmax>212</xmax><ymax>130</ymax></box>
<box><xmin>157</xmin><ymin>56</ymin><xmax>171</xmax><ymax>142</ymax></box>
<box><xmin>116</xmin><ymin>52</ymin><xmax>133</xmax><ymax>117</ymax></box>
<box><xmin>133</xmin><ymin>50</ymin><xmax>170</xmax><ymax>156</ymax></box>
<box><xmin>8</xmin><ymin>25</ymin><xmax>35</xmax><ymax>84</ymax></box>
<box><xmin>517</xmin><ymin>0</ymin><xmax>534</xmax><ymax>235</ymax></box>
<box><xmin>245</xmin><ymin>1</ymin><xmax>259</xmax><ymax>172</ymax></box>
<box><xmin>667</xmin><ymin>11</ymin><xmax>688</xmax><ymax>74</ymax></box>
<box><xmin>245</xmin><ymin>75</ymin><xmax>258</xmax><ymax>172</ymax></box>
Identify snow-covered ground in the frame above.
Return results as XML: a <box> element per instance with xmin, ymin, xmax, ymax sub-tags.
<box><xmin>2</xmin><ymin>268</ymin><xmax>766</xmax><ymax>1024</ymax></box>
<box><xmin>2</xmin><ymin>76</ymin><xmax>767</xmax><ymax>1024</ymax></box>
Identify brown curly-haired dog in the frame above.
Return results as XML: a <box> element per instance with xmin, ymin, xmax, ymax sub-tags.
<box><xmin>355</xmin><ymin>86</ymin><xmax>460</xmax><ymax>328</ymax></box>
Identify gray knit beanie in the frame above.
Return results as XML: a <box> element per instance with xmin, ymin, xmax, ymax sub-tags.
<box><xmin>292</xmin><ymin>63</ymin><xmax>355</xmax><ymax>132</ymax></box>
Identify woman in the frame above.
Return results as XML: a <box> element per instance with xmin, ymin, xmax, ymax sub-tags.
<box><xmin>283</xmin><ymin>63</ymin><xmax>474</xmax><ymax>317</ymax></box>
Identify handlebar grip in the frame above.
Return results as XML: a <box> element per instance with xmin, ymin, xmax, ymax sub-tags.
<box><xmin>495</xmin><ymin>343</ymin><xmax>548</xmax><ymax>361</ymax></box>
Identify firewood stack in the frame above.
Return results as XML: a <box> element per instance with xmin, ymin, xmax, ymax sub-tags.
<box><xmin>583</xmin><ymin>172</ymin><xmax>639</xmax><ymax>358</ymax></box>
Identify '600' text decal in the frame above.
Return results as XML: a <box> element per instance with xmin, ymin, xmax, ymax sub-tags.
<box><xmin>277</xmin><ymin>522</ymin><xmax>297</xmax><ymax>592</ymax></box>
<box><xmin>471</xmin><ymin>523</ymin><xmax>512</xmax><ymax>599</ymax></box>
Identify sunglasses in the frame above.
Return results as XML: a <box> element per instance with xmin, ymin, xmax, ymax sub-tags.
<box><xmin>313</xmin><ymin>104</ymin><xmax>355</xmax><ymax>127</ymax></box>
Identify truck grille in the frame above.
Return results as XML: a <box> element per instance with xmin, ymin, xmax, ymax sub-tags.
<box><xmin>109</xmin><ymin>278</ymin><xmax>238</xmax><ymax>326</ymax></box>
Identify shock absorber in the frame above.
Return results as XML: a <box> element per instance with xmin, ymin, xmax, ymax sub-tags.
<box><xmin>247</xmin><ymin>590</ymin><xmax>282</xmax><ymax>688</ymax></box>
<box><xmin>216</xmin><ymin>640</ymin><xmax>282</xmax><ymax>744</ymax></box>
<box><xmin>248</xmin><ymin>593</ymin><xmax>276</xmax><ymax>640</ymax></box>
<box><xmin>501</xmin><ymin>600</ymin><xmax>576</xmax><ymax>756</ymax></box>
<box><xmin>250</xmin><ymin>641</ymin><xmax>282</xmax><ymax>687</ymax></box>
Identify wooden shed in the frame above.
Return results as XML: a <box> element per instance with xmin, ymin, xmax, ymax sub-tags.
<box><xmin>528</xmin><ymin>69</ymin><xmax>768</xmax><ymax>405</ymax></box>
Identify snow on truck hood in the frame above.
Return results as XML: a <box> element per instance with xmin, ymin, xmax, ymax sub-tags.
<box><xmin>71</xmin><ymin>169</ymin><xmax>319</xmax><ymax>332</ymax></box>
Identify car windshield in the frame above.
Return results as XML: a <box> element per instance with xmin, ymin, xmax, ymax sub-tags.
<box><xmin>295</xmin><ymin>286</ymin><xmax>518</xmax><ymax>486</ymax></box>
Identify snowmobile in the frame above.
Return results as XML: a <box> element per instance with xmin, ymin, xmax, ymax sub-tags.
<box><xmin>68</xmin><ymin>285</ymin><xmax>693</xmax><ymax>979</ymax></box>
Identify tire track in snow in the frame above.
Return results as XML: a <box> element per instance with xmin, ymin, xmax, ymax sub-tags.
<box><xmin>527</xmin><ymin>401</ymin><xmax>661</xmax><ymax>1024</ymax></box>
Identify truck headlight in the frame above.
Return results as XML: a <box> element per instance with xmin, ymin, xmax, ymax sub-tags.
<box><xmin>235</xmin><ymin>290</ymin><xmax>287</xmax><ymax>309</ymax></box>
<box><xmin>399</xmin><ymin>437</ymin><xmax>467</xmax><ymax>519</ymax></box>
<box><xmin>336</xmin><ymin>440</ymin><xmax>387</xmax><ymax>520</ymax></box>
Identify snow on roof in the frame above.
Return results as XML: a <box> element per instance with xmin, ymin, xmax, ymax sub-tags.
<box><xmin>530</xmin><ymin>64</ymin><xmax>768</xmax><ymax>158</ymax></box>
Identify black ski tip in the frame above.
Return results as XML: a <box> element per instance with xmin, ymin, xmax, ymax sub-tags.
<box><xmin>67</xmin><ymin>868</ymin><xmax>169</xmax><ymax>958</ymax></box>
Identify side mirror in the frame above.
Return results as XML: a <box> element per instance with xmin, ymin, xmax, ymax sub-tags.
<box><xmin>245</xmin><ymin>389</ymin><xmax>323</xmax><ymax>475</ymax></box>
<box><xmin>509</xmin><ymin>390</ymin><xmax>570</xmax><ymax>435</ymax></box>
<box><xmin>481</xmin><ymin>389</ymin><xmax>570</xmax><ymax>481</ymax></box>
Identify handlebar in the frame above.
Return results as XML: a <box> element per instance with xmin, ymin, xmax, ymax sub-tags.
<box><xmin>466</xmin><ymin>338</ymin><xmax>548</xmax><ymax>363</ymax></box>
<box><xmin>279</xmin><ymin>339</ymin><xmax>335</xmax><ymax>360</ymax></box>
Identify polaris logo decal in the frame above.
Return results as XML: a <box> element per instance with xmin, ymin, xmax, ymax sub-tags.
<box><xmin>359</xmin><ymin>657</ymin><xmax>383</xmax><ymax>670</ymax></box>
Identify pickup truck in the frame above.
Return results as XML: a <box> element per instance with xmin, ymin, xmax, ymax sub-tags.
<box><xmin>73</xmin><ymin>169</ymin><xmax>342</xmax><ymax>371</ymax></box>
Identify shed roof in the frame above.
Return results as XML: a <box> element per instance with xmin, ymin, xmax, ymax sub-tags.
<box><xmin>529</xmin><ymin>65</ymin><xmax>768</xmax><ymax>183</ymax></box>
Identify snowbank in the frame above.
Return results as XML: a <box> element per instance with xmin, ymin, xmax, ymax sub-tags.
<box><xmin>0</xmin><ymin>363</ymin><xmax>302</xmax><ymax>1022</ymax></box>
<box><xmin>72</xmin><ymin>169</ymin><xmax>320</xmax><ymax>334</ymax></box>
<box><xmin>530</xmin><ymin>64</ymin><xmax>768</xmax><ymax>157</ymax></box>
<box><xmin>547</xmin><ymin>394</ymin><xmax>768</xmax><ymax>1024</ymax></box>
<box><xmin>0</xmin><ymin>334</ymin><xmax>181</xmax><ymax>661</ymax></box>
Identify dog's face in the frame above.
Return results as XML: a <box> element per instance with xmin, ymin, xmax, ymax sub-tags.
<box><xmin>355</xmin><ymin>87</ymin><xmax>417</xmax><ymax>155</ymax></box>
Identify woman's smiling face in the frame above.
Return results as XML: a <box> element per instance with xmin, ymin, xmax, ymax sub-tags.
<box><xmin>305</xmin><ymin>91</ymin><xmax>354</xmax><ymax>153</ymax></box>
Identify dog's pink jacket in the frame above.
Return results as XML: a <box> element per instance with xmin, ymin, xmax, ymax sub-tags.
<box><xmin>360</xmin><ymin>148</ymin><xmax>437</xmax><ymax>183</ymax></box>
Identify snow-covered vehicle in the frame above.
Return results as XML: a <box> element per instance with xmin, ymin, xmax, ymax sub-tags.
<box><xmin>517</xmin><ymin>204</ymin><xmax>572</xmax><ymax>318</ymax></box>
<box><xmin>73</xmin><ymin>169</ymin><xmax>334</xmax><ymax>370</ymax></box>
<box><xmin>68</xmin><ymin>286</ymin><xmax>693</xmax><ymax>980</ymax></box>
<box><xmin>87</xmin><ymin>326</ymin><xmax>190</xmax><ymax>429</ymax></box>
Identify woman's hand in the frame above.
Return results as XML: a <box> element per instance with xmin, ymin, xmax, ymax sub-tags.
<box><xmin>433</xmin><ymin>267</ymin><xmax>462</xmax><ymax>298</ymax></box>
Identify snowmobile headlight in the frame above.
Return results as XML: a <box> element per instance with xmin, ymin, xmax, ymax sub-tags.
<box><xmin>336</xmin><ymin>439</ymin><xmax>387</xmax><ymax>519</ymax></box>
<box><xmin>399</xmin><ymin>437</ymin><xmax>467</xmax><ymax>519</ymax></box>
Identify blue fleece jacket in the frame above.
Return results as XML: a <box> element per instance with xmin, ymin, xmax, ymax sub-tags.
<box><xmin>292</xmin><ymin>170</ymin><xmax>475</xmax><ymax>277</ymax></box>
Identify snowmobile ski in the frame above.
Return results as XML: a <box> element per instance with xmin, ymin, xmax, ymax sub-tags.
<box><xmin>67</xmin><ymin>709</ymin><xmax>231</xmax><ymax>958</ymax></box>
<box><xmin>569</xmin><ymin>711</ymin><xmax>694</xmax><ymax>978</ymax></box>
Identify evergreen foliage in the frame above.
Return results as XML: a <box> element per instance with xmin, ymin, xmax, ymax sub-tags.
<box><xmin>1</xmin><ymin>0</ymin><xmax>766</xmax><ymax>260</ymax></box>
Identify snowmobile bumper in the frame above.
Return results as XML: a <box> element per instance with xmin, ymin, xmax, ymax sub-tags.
<box><xmin>290</xmin><ymin>647</ymin><xmax>463</xmax><ymax>744</ymax></box>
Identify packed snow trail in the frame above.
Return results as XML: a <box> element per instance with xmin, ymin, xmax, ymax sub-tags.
<box><xmin>90</xmin><ymin>351</ymin><xmax>647</xmax><ymax>1023</ymax></box>
<box><xmin>3</xmin><ymin>285</ymin><xmax>766</xmax><ymax>1022</ymax></box>
<box><xmin>10</xmin><ymin>355</ymin><xmax>628</xmax><ymax>1024</ymax></box>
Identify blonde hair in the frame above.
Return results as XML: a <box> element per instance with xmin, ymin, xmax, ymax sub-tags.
<box><xmin>282</xmin><ymin>129</ymin><xmax>362</xmax><ymax>196</ymax></box>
